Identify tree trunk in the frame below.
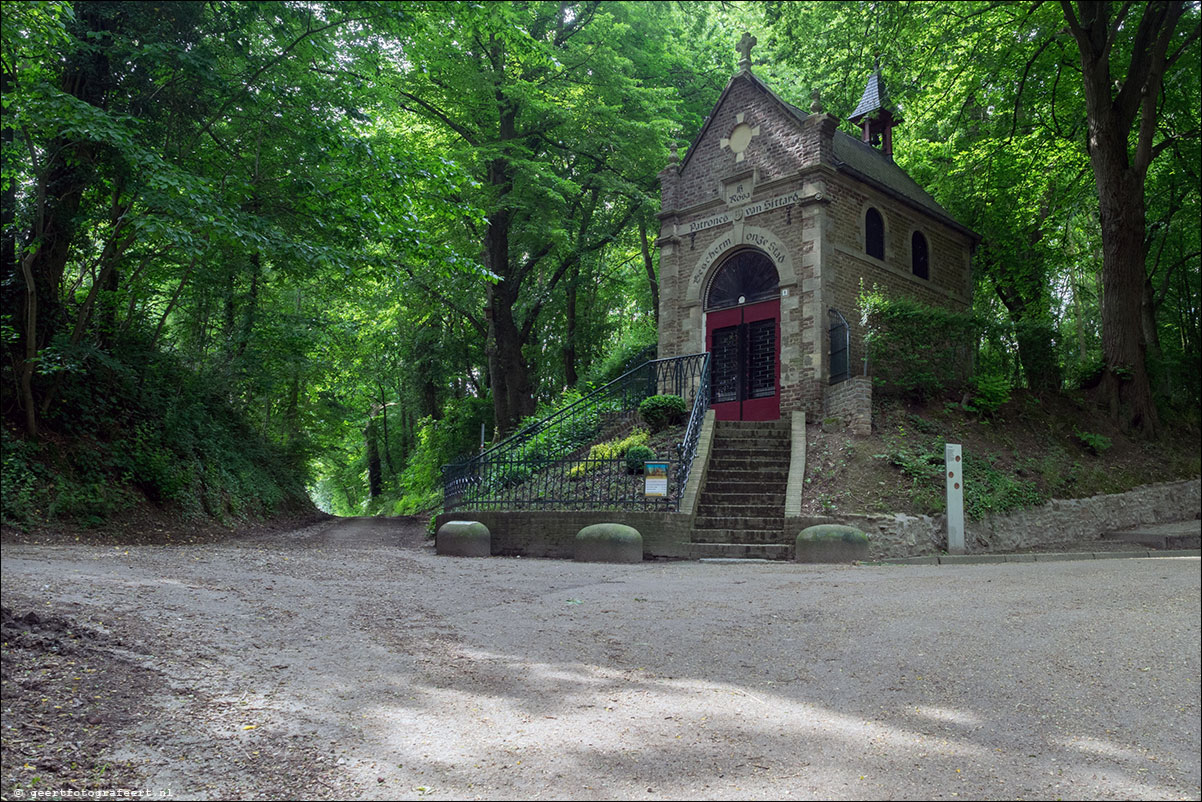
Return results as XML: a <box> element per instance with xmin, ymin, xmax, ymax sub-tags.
<box><xmin>365</xmin><ymin>410</ymin><xmax>382</xmax><ymax>499</ymax></box>
<box><xmin>563</xmin><ymin>264</ymin><xmax>578</xmax><ymax>388</ymax></box>
<box><xmin>1095</xmin><ymin>165</ymin><xmax>1158</xmax><ymax>434</ymax></box>
<box><xmin>639</xmin><ymin>218</ymin><xmax>660</xmax><ymax>325</ymax></box>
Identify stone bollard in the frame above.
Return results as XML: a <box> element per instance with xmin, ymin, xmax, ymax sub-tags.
<box><xmin>574</xmin><ymin>523</ymin><xmax>643</xmax><ymax>563</ymax></box>
<box><xmin>436</xmin><ymin>520</ymin><xmax>491</xmax><ymax>557</ymax></box>
<box><xmin>795</xmin><ymin>524</ymin><xmax>869</xmax><ymax>563</ymax></box>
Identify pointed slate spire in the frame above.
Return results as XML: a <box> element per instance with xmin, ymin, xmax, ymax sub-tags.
<box><xmin>848</xmin><ymin>54</ymin><xmax>901</xmax><ymax>160</ymax></box>
<box><xmin>849</xmin><ymin>55</ymin><xmax>891</xmax><ymax>122</ymax></box>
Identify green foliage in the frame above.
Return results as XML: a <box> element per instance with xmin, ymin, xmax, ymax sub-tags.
<box><xmin>639</xmin><ymin>395</ymin><xmax>687</xmax><ymax>432</ymax></box>
<box><xmin>568</xmin><ymin>429</ymin><xmax>650</xmax><ymax>479</ymax></box>
<box><xmin>1</xmin><ymin>429</ymin><xmax>47</xmax><ymax>525</ymax></box>
<box><xmin>582</xmin><ymin>319</ymin><xmax>659</xmax><ymax>387</ymax></box>
<box><xmin>875</xmin><ymin>437</ymin><xmax>1046</xmax><ymax>521</ymax></box>
<box><xmin>2</xmin><ymin>330</ymin><xmax>310</xmax><ymax>528</ymax></box>
<box><xmin>1073</xmin><ymin>428</ymin><xmax>1113</xmax><ymax>456</ymax></box>
<box><xmin>2</xmin><ymin>0</ymin><xmax>1196</xmax><ymax>530</ymax></box>
<box><xmin>625</xmin><ymin>445</ymin><xmax>657</xmax><ymax>475</ymax></box>
<box><xmin>965</xmin><ymin>375</ymin><xmax>1011</xmax><ymax>417</ymax></box>
<box><xmin>860</xmin><ymin>289</ymin><xmax>980</xmax><ymax>398</ymax></box>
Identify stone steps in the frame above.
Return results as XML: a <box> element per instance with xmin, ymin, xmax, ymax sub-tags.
<box><xmin>707</xmin><ymin>458</ymin><xmax>790</xmax><ymax>472</ymax></box>
<box><xmin>694</xmin><ymin>514</ymin><xmax>784</xmax><ymax>531</ymax></box>
<box><xmin>697</xmin><ymin>476</ymin><xmax>788</xmax><ymax>495</ymax></box>
<box><xmin>697</xmin><ymin>491</ymin><xmax>786</xmax><ymax>507</ymax></box>
<box><xmin>690</xmin><ymin>528</ymin><xmax>787</xmax><ymax>544</ymax></box>
<box><xmin>689</xmin><ymin>418</ymin><xmax>793</xmax><ymax>553</ymax></box>
<box><xmin>689</xmin><ymin>542</ymin><xmax>793</xmax><ymax>560</ymax></box>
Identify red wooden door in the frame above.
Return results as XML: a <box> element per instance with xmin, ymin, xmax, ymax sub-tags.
<box><xmin>705</xmin><ymin>298</ymin><xmax>781</xmax><ymax>421</ymax></box>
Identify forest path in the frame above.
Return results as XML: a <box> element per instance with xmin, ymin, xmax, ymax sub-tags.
<box><xmin>2</xmin><ymin>517</ymin><xmax>1199</xmax><ymax>800</ymax></box>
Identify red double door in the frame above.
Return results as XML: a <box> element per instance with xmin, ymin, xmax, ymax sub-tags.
<box><xmin>705</xmin><ymin>298</ymin><xmax>781</xmax><ymax>421</ymax></box>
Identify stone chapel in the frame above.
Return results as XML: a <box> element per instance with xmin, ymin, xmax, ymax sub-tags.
<box><xmin>656</xmin><ymin>36</ymin><xmax>977</xmax><ymax>429</ymax></box>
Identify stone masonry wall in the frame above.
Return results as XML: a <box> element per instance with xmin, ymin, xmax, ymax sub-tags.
<box><xmin>788</xmin><ymin>478</ymin><xmax>1201</xmax><ymax>560</ymax></box>
<box><xmin>822</xmin><ymin>376</ymin><xmax>872</xmax><ymax>436</ymax></box>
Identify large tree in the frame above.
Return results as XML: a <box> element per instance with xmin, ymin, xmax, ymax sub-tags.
<box><xmin>1059</xmin><ymin>1</ymin><xmax>1199</xmax><ymax>436</ymax></box>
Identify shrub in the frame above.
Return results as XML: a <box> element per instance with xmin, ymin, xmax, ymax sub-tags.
<box><xmin>625</xmin><ymin>445</ymin><xmax>656</xmax><ymax>474</ymax></box>
<box><xmin>1073</xmin><ymin>427</ymin><xmax>1113</xmax><ymax>455</ymax></box>
<box><xmin>582</xmin><ymin>318</ymin><xmax>658</xmax><ymax>387</ymax></box>
<box><xmin>639</xmin><ymin>395</ymin><xmax>687</xmax><ymax>431</ymax></box>
<box><xmin>860</xmin><ymin>287</ymin><xmax>980</xmax><ymax>398</ymax></box>
<box><xmin>966</xmin><ymin>374</ymin><xmax>1011</xmax><ymax>416</ymax></box>
<box><xmin>568</xmin><ymin>429</ymin><xmax>651</xmax><ymax>479</ymax></box>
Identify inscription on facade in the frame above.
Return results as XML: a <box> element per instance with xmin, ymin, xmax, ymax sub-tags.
<box><xmin>743</xmin><ymin>230</ymin><xmax>789</xmax><ymax>265</ymax></box>
<box><xmin>686</xmin><ymin>189</ymin><xmax>805</xmax><ymax>235</ymax></box>
<box><xmin>726</xmin><ymin>184</ymin><xmax>754</xmax><ymax>205</ymax></box>
<box><xmin>691</xmin><ymin>236</ymin><xmax>735</xmax><ymax>286</ymax></box>
<box><xmin>688</xmin><ymin>211</ymin><xmax>732</xmax><ymax>234</ymax></box>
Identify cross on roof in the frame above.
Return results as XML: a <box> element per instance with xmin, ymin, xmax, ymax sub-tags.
<box><xmin>736</xmin><ymin>32</ymin><xmax>757</xmax><ymax>69</ymax></box>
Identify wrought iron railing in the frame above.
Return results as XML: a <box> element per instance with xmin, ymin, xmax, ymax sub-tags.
<box><xmin>444</xmin><ymin>457</ymin><xmax>679</xmax><ymax>511</ymax></box>
<box><xmin>443</xmin><ymin>353</ymin><xmax>710</xmax><ymax>511</ymax></box>
<box><xmin>675</xmin><ymin>352</ymin><xmax>711</xmax><ymax>494</ymax></box>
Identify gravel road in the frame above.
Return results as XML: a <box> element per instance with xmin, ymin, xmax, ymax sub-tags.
<box><xmin>2</xmin><ymin>517</ymin><xmax>1199</xmax><ymax>801</ymax></box>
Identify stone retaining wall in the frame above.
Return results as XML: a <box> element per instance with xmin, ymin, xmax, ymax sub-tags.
<box><xmin>437</xmin><ymin>478</ymin><xmax>1199</xmax><ymax>562</ymax></box>
<box><xmin>822</xmin><ymin>376</ymin><xmax>872</xmax><ymax>436</ymax></box>
<box><xmin>821</xmin><ymin>478</ymin><xmax>1201</xmax><ymax>560</ymax></box>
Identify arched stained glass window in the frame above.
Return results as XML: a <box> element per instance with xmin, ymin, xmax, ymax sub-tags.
<box><xmin>705</xmin><ymin>250</ymin><xmax>779</xmax><ymax>310</ymax></box>
<box><xmin>911</xmin><ymin>231</ymin><xmax>929</xmax><ymax>279</ymax></box>
<box><xmin>865</xmin><ymin>207</ymin><xmax>885</xmax><ymax>260</ymax></box>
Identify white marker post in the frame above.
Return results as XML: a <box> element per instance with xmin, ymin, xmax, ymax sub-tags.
<box><xmin>945</xmin><ymin>443</ymin><xmax>965</xmax><ymax>554</ymax></box>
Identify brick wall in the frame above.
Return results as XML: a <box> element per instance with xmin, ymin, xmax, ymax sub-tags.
<box><xmin>434</xmin><ymin>510</ymin><xmax>695</xmax><ymax>560</ymax></box>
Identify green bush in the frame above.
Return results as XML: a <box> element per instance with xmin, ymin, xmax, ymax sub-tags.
<box><xmin>625</xmin><ymin>445</ymin><xmax>656</xmax><ymax>474</ymax></box>
<box><xmin>1073</xmin><ymin>427</ymin><xmax>1113</xmax><ymax>455</ymax></box>
<box><xmin>966</xmin><ymin>374</ymin><xmax>1011</xmax><ymax>416</ymax></box>
<box><xmin>568</xmin><ymin>429</ymin><xmax>650</xmax><ymax>479</ymax></box>
<box><xmin>582</xmin><ymin>319</ymin><xmax>658</xmax><ymax>386</ymax></box>
<box><xmin>875</xmin><ymin>436</ymin><xmax>1046</xmax><ymax>520</ymax></box>
<box><xmin>639</xmin><ymin>394</ymin><xmax>687</xmax><ymax>431</ymax></box>
<box><xmin>860</xmin><ymin>288</ymin><xmax>981</xmax><ymax>398</ymax></box>
<box><xmin>4</xmin><ymin>329</ymin><xmax>314</xmax><ymax>529</ymax></box>
<box><xmin>1</xmin><ymin>429</ymin><xmax>46</xmax><ymax>525</ymax></box>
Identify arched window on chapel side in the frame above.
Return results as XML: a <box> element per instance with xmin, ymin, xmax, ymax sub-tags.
<box><xmin>865</xmin><ymin>207</ymin><xmax>885</xmax><ymax>260</ymax></box>
<box><xmin>911</xmin><ymin>231</ymin><xmax>929</xmax><ymax>279</ymax></box>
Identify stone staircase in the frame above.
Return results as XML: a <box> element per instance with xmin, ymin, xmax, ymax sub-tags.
<box><xmin>690</xmin><ymin>419</ymin><xmax>792</xmax><ymax>560</ymax></box>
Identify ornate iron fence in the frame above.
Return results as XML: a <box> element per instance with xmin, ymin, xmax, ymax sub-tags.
<box><xmin>443</xmin><ymin>353</ymin><xmax>710</xmax><ymax>511</ymax></box>
<box><xmin>675</xmin><ymin>352</ymin><xmax>711</xmax><ymax>495</ymax></box>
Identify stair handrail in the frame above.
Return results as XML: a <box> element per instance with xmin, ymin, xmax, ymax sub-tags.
<box><xmin>674</xmin><ymin>352</ymin><xmax>711</xmax><ymax>506</ymax></box>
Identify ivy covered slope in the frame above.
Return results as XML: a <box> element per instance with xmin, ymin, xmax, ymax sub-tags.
<box><xmin>1</xmin><ymin>336</ymin><xmax>313</xmax><ymax>533</ymax></box>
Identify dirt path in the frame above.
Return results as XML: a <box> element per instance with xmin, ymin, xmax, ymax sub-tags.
<box><xmin>2</xmin><ymin>517</ymin><xmax>1199</xmax><ymax>800</ymax></box>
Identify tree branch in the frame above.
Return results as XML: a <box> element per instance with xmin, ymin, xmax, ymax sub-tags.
<box><xmin>398</xmin><ymin>264</ymin><xmax>487</xmax><ymax>336</ymax></box>
<box><xmin>394</xmin><ymin>90</ymin><xmax>479</xmax><ymax>146</ymax></box>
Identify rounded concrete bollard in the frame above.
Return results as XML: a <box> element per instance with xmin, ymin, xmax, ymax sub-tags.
<box><xmin>795</xmin><ymin>524</ymin><xmax>869</xmax><ymax>563</ymax></box>
<box><xmin>437</xmin><ymin>520</ymin><xmax>491</xmax><ymax>557</ymax></box>
<box><xmin>574</xmin><ymin>523</ymin><xmax>643</xmax><ymax>563</ymax></box>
